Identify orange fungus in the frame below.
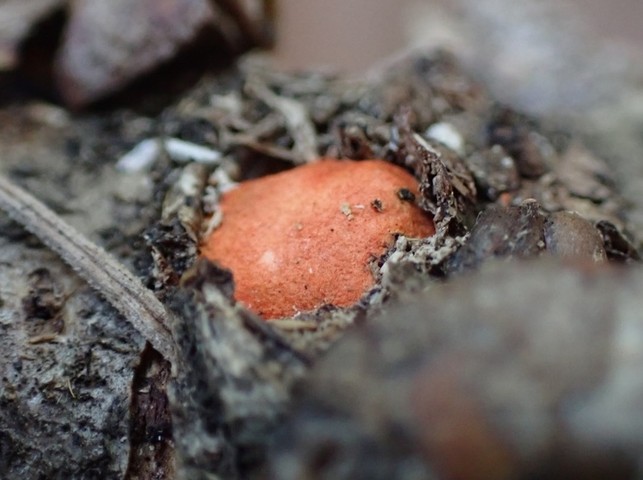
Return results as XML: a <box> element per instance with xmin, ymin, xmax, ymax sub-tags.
<box><xmin>200</xmin><ymin>159</ymin><xmax>435</xmax><ymax>319</ymax></box>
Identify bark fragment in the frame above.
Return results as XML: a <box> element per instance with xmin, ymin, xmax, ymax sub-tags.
<box><xmin>269</xmin><ymin>261</ymin><xmax>643</xmax><ymax>480</ymax></box>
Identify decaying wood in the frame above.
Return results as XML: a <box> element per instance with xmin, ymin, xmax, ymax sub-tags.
<box><xmin>269</xmin><ymin>260</ymin><xmax>643</xmax><ymax>480</ymax></box>
<box><xmin>0</xmin><ymin>232</ymin><xmax>147</xmax><ymax>477</ymax></box>
<box><xmin>1</xmin><ymin>44</ymin><xmax>642</xmax><ymax>479</ymax></box>
<box><xmin>0</xmin><ymin>173</ymin><xmax>177</xmax><ymax>367</ymax></box>
<box><xmin>168</xmin><ymin>260</ymin><xmax>310</xmax><ymax>478</ymax></box>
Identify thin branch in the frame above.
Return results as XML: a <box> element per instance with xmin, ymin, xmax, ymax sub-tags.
<box><xmin>0</xmin><ymin>173</ymin><xmax>177</xmax><ymax>367</ymax></box>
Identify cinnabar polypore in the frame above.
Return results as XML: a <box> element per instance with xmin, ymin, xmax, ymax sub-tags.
<box><xmin>201</xmin><ymin>159</ymin><xmax>435</xmax><ymax>319</ymax></box>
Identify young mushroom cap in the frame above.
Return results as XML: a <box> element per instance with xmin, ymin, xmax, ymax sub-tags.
<box><xmin>201</xmin><ymin>159</ymin><xmax>435</xmax><ymax>319</ymax></box>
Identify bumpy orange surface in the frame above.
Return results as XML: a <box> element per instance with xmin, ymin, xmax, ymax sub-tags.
<box><xmin>201</xmin><ymin>159</ymin><xmax>435</xmax><ymax>319</ymax></box>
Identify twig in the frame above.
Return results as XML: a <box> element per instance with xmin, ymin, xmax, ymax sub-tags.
<box><xmin>0</xmin><ymin>173</ymin><xmax>177</xmax><ymax>368</ymax></box>
<box><xmin>245</xmin><ymin>78</ymin><xmax>318</xmax><ymax>163</ymax></box>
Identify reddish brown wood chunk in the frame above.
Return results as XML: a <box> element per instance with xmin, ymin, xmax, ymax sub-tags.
<box><xmin>55</xmin><ymin>0</ymin><xmax>218</xmax><ymax>108</ymax></box>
